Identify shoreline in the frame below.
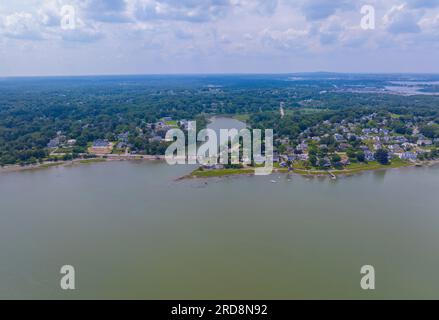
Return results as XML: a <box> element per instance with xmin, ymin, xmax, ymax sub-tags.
<box><xmin>182</xmin><ymin>159</ymin><xmax>439</xmax><ymax>180</ymax></box>
<box><xmin>2</xmin><ymin>156</ymin><xmax>439</xmax><ymax>179</ymax></box>
<box><xmin>0</xmin><ymin>155</ymin><xmax>166</xmax><ymax>174</ymax></box>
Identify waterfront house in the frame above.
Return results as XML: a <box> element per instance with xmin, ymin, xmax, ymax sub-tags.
<box><xmin>394</xmin><ymin>136</ymin><xmax>408</xmax><ymax>143</ymax></box>
<box><xmin>297</xmin><ymin>153</ymin><xmax>309</xmax><ymax>161</ymax></box>
<box><xmin>67</xmin><ymin>139</ymin><xmax>77</xmax><ymax>146</ymax></box>
<box><xmin>379</xmin><ymin>129</ymin><xmax>390</xmax><ymax>135</ymax></box>
<box><xmin>417</xmin><ymin>139</ymin><xmax>433</xmax><ymax>146</ymax></box>
<box><xmin>47</xmin><ymin>137</ymin><xmax>60</xmax><ymax>149</ymax></box>
<box><xmin>365</xmin><ymin>151</ymin><xmax>375</xmax><ymax>162</ymax></box>
<box><xmin>116</xmin><ymin>142</ymin><xmax>126</xmax><ymax>149</ymax></box>
<box><xmin>389</xmin><ymin>144</ymin><xmax>404</xmax><ymax>153</ymax></box>
<box><xmin>117</xmin><ymin>132</ymin><xmax>129</xmax><ymax>142</ymax></box>
<box><xmin>400</xmin><ymin>152</ymin><xmax>418</xmax><ymax>161</ymax></box>
<box><xmin>296</xmin><ymin>142</ymin><xmax>308</xmax><ymax>152</ymax></box>
<box><xmin>321</xmin><ymin>157</ymin><xmax>331</xmax><ymax>168</ymax></box>
<box><xmin>334</xmin><ymin>134</ymin><xmax>345</xmax><ymax>142</ymax></box>
<box><xmin>402</xmin><ymin>142</ymin><xmax>417</xmax><ymax>150</ymax></box>
<box><xmin>338</xmin><ymin>143</ymin><xmax>351</xmax><ymax>151</ymax></box>
<box><xmin>340</xmin><ymin>157</ymin><xmax>350</xmax><ymax>166</ymax></box>
<box><xmin>89</xmin><ymin>139</ymin><xmax>113</xmax><ymax>155</ymax></box>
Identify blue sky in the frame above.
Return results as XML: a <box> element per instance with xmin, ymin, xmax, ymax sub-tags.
<box><xmin>1</xmin><ymin>0</ymin><xmax>439</xmax><ymax>76</ymax></box>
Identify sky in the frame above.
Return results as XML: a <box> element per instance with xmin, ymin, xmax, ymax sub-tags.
<box><xmin>0</xmin><ymin>0</ymin><xmax>439</xmax><ymax>76</ymax></box>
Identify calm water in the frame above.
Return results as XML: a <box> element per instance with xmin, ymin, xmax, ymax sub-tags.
<box><xmin>1</xmin><ymin>118</ymin><xmax>439</xmax><ymax>299</ymax></box>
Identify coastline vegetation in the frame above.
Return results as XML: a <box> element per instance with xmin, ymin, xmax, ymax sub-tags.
<box><xmin>78</xmin><ymin>158</ymin><xmax>107</xmax><ymax>164</ymax></box>
<box><xmin>188</xmin><ymin>158</ymin><xmax>414</xmax><ymax>179</ymax></box>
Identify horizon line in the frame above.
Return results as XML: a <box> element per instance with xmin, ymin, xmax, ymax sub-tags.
<box><xmin>2</xmin><ymin>71</ymin><xmax>439</xmax><ymax>79</ymax></box>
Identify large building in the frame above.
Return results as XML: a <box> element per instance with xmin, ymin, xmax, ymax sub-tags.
<box><xmin>89</xmin><ymin>139</ymin><xmax>113</xmax><ymax>155</ymax></box>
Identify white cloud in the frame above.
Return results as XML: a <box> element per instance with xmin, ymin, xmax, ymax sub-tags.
<box><xmin>1</xmin><ymin>0</ymin><xmax>439</xmax><ymax>75</ymax></box>
<box><xmin>383</xmin><ymin>4</ymin><xmax>422</xmax><ymax>34</ymax></box>
<box><xmin>132</xmin><ymin>0</ymin><xmax>232</xmax><ymax>23</ymax></box>
<box><xmin>260</xmin><ymin>27</ymin><xmax>309</xmax><ymax>51</ymax></box>
<box><xmin>0</xmin><ymin>12</ymin><xmax>47</xmax><ymax>40</ymax></box>
<box><xmin>407</xmin><ymin>0</ymin><xmax>439</xmax><ymax>9</ymax></box>
<box><xmin>299</xmin><ymin>0</ymin><xmax>353</xmax><ymax>21</ymax></box>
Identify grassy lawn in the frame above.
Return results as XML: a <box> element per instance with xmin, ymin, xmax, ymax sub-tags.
<box><xmin>79</xmin><ymin>158</ymin><xmax>107</xmax><ymax>164</ymax></box>
<box><xmin>292</xmin><ymin>161</ymin><xmax>308</xmax><ymax>169</ymax></box>
<box><xmin>232</xmin><ymin>114</ymin><xmax>250</xmax><ymax>122</ymax></box>
<box><xmin>38</xmin><ymin>162</ymin><xmax>66</xmax><ymax>169</ymax></box>
<box><xmin>190</xmin><ymin>168</ymin><xmax>254</xmax><ymax>177</ymax></box>
<box><xmin>112</xmin><ymin>148</ymin><xmax>126</xmax><ymax>155</ymax></box>
<box><xmin>164</xmin><ymin>120</ymin><xmax>178</xmax><ymax>126</ymax></box>
<box><xmin>338</xmin><ymin>159</ymin><xmax>411</xmax><ymax>174</ymax></box>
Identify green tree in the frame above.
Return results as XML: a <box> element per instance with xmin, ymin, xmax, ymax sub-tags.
<box><xmin>375</xmin><ymin>149</ymin><xmax>389</xmax><ymax>165</ymax></box>
<box><xmin>309</xmin><ymin>154</ymin><xmax>318</xmax><ymax>167</ymax></box>
<box><xmin>346</xmin><ymin>149</ymin><xmax>357</xmax><ymax>160</ymax></box>
<box><xmin>331</xmin><ymin>154</ymin><xmax>341</xmax><ymax>164</ymax></box>
<box><xmin>421</xmin><ymin>124</ymin><xmax>439</xmax><ymax>139</ymax></box>
<box><xmin>356</xmin><ymin>151</ymin><xmax>365</xmax><ymax>162</ymax></box>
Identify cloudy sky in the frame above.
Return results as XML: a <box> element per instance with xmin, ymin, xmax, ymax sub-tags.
<box><xmin>0</xmin><ymin>0</ymin><xmax>439</xmax><ymax>76</ymax></box>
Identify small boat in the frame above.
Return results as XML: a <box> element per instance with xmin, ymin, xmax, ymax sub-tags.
<box><xmin>270</xmin><ymin>180</ymin><xmax>277</xmax><ymax>183</ymax></box>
